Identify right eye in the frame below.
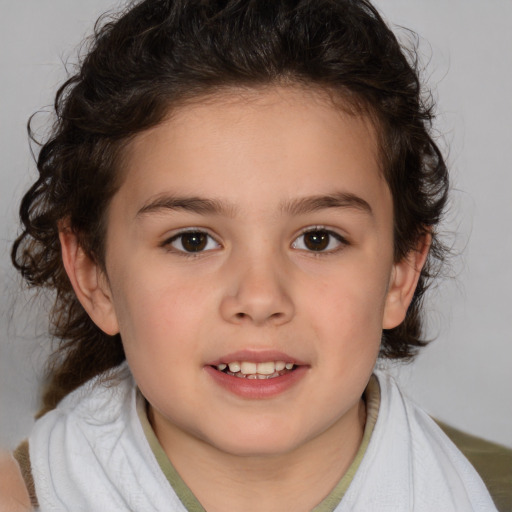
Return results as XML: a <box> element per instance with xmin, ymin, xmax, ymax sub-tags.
<box><xmin>165</xmin><ymin>231</ymin><xmax>220</xmax><ymax>253</ymax></box>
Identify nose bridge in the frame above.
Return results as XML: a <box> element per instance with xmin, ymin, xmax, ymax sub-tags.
<box><xmin>220</xmin><ymin>242</ymin><xmax>294</xmax><ymax>326</ymax></box>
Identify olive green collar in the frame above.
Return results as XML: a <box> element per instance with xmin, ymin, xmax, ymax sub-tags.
<box><xmin>137</xmin><ymin>375</ymin><xmax>381</xmax><ymax>512</ymax></box>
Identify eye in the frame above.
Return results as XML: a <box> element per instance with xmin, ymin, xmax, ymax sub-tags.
<box><xmin>166</xmin><ymin>230</ymin><xmax>220</xmax><ymax>253</ymax></box>
<box><xmin>292</xmin><ymin>228</ymin><xmax>346</xmax><ymax>253</ymax></box>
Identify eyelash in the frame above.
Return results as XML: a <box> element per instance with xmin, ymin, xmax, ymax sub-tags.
<box><xmin>163</xmin><ymin>226</ymin><xmax>348</xmax><ymax>256</ymax></box>
<box><xmin>291</xmin><ymin>227</ymin><xmax>348</xmax><ymax>254</ymax></box>
<box><xmin>163</xmin><ymin>229</ymin><xmax>221</xmax><ymax>256</ymax></box>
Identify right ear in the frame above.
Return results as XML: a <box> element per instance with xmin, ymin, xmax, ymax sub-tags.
<box><xmin>59</xmin><ymin>225</ymin><xmax>119</xmax><ymax>336</ymax></box>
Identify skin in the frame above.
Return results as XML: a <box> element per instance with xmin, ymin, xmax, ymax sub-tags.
<box><xmin>59</xmin><ymin>86</ymin><xmax>427</xmax><ymax>511</ymax></box>
<box><xmin>0</xmin><ymin>454</ymin><xmax>31</xmax><ymax>512</ymax></box>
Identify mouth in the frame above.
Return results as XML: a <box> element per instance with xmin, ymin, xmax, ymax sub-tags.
<box><xmin>205</xmin><ymin>353</ymin><xmax>307</xmax><ymax>398</ymax></box>
<box><xmin>212</xmin><ymin>360</ymin><xmax>296</xmax><ymax>380</ymax></box>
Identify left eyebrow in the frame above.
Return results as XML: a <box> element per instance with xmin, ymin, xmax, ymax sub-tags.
<box><xmin>280</xmin><ymin>192</ymin><xmax>373</xmax><ymax>216</ymax></box>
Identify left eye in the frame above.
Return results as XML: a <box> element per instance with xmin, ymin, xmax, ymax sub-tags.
<box><xmin>167</xmin><ymin>231</ymin><xmax>220</xmax><ymax>253</ymax></box>
<box><xmin>292</xmin><ymin>229</ymin><xmax>345</xmax><ymax>252</ymax></box>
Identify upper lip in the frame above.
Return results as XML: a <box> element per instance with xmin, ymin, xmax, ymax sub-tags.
<box><xmin>207</xmin><ymin>349</ymin><xmax>307</xmax><ymax>366</ymax></box>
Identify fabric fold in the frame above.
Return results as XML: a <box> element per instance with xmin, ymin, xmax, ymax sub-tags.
<box><xmin>28</xmin><ymin>365</ymin><xmax>497</xmax><ymax>511</ymax></box>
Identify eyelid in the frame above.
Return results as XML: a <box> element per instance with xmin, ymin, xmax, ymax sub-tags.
<box><xmin>291</xmin><ymin>226</ymin><xmax>348</xmax><ymax>253</ymax></box>
<box><xmin>162</xmin><ymin>227</ymin><xmax>222</xmax><ymax>254</ymax></box>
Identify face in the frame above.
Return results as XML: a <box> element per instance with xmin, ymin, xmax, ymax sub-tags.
<box><xmin>92</xmin><ymin>87</ymin><xmax>414</xmax><ymax>459</ymax></box>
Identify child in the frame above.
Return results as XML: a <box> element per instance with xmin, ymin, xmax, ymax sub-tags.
<box><xmin>0</xmin><ymin>0</ymin><xmax>505</xmax><ymax>510</ymax></box>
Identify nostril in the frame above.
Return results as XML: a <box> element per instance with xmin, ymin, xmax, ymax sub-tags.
<box><xmin>233</xmin><ymin>310</ymin><xmax>287</xmax><ymax>323</ymax></box>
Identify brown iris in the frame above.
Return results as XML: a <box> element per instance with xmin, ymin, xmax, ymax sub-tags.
<box><xmin>181</xmin><ymin>232</ymin><xmax>208</xmax><ymax>252</ymax></box>
<box><xmin>303</xmin><ymin>230</ymin><xmax>330</xmax><ymax>251</ymax></box>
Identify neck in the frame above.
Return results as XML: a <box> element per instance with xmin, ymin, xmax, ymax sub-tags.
<box><xmin>150</xmin><ymin>399</ymin><xmax>366</xmax><ymax>512</ymax></box>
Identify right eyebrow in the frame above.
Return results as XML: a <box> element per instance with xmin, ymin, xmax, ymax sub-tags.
<box><xmin>135</xmin><ymin>195</ymin><xmax>238</xmax><ymax>218</ymax></box>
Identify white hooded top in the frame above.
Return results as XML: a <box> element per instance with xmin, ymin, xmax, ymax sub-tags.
<box><xmin>28</xmin><ymin>365</ymin><xmax>497</xmax><ymax>511</ymax></box>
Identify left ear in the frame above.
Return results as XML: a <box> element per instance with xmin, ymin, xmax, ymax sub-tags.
<box><xmin>382</xmin><ymin>233</ymin><xmax>431</xmax><ymax>329</ymax></box>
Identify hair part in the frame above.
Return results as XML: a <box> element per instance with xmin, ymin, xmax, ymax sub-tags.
<box><xmin>12</xmin><ymin>0</ymin><xmax>449</xmax><ymax>413</ymax></box>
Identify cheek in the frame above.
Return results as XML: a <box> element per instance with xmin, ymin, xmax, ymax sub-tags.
<box><xmin>109</xmin><ymin>266</ymin><xmax>213</xmax><ymax>356</ymax></box>
<box><xmin>307</xmin><ymin>259</ymin><xmax>391</xmax><ymax>331</ymax></box>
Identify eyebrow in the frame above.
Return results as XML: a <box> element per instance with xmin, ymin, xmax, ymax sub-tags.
<box><xmin>136</xmin><ymin>191</ymin><xmax>372</xmax><ymax>219</ymax></box>
<box><xmin>280</xmin><ymin>192</ymin><xmax>373</xmax><ymax>216</ymax></box>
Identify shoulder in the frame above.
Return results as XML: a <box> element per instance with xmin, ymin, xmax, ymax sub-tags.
<box><xmin>368</xmin><ymin>371</ymin><xmax>498</xmax><ymax>510</ymax></box>
<box><xmin>26</xmin><ymin>367</ymin><xmax>139</xmax><ymax>509</ymax></box>
<box><xmin>436</xmin><ymin>421</ymin><xmax>512</xmax><ymax>512</ymax></box>
<box><xmin>55</xmin><ymin>362</ymin><xmax>133</xmax><ymax>421</ymax></box>
<box><xmin>0</xmin><ymin>453</ymin><xmax>32</xmax><ymax>512</ymax></box>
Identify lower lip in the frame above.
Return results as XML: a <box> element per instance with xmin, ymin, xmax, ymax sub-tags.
<box><xmin>204</xmin><ymin>365</ymin><xmax>308</xmax><ymax>399</ymax></box>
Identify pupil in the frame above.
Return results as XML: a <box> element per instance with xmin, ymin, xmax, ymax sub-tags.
<box><xmin>182</xmin><ymin>232</ymin><xmax>207</xmax><ymax>252</ymax></box>
<box><xmin>304</xmin><ymin>231</ymin><xmax>329</xmax><ymax>251</ymax></box>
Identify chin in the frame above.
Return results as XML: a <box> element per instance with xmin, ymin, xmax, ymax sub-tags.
<box><xmin>202</xmin><ymin>424</ymin><xmax>308</xmax><ymax>459</ymax></box>
<box><xmin>215</xmin><ymin>439</ymin><xmax>299</xmax><ymax>458</ymax></box>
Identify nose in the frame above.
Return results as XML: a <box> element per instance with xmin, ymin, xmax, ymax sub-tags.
<box><xmin>219</xmin><ymin>254</ymin><xmax>295</xmax><ymax>326</ymax></box>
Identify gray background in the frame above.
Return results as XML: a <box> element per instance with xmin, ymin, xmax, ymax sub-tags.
<box><xmin>1</xmin><ymin>1</ymin><xmax>511</xmax><ymax>450</ymax></box>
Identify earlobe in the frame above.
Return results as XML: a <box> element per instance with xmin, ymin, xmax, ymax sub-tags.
<box><xmin>59</xmin><ymin>226</ymin><xmax>119</xmax><ymax>336</ymax></box>
<box><xmin>382</xmin><ymin>235</ymin><xmax>430</xmax><ymax>330</ymax></box>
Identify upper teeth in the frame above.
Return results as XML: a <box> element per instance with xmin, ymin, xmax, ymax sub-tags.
<box><xmin>217</xmin><ymin>361</ymin><xmax>294</xmax><ymax>374</ymax></box>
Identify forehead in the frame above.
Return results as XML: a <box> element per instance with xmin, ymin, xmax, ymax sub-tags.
<box><xmin>113</xmin><ymin>86</ymin><xmax>390</xmax><ymax>221</ymax></box>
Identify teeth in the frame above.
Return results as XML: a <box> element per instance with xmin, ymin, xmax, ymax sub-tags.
<box><xmin>217</xmin><ymin>360</ymin><xmax>296</xmax><ymax>377</ymax></box>
<box><xmin>257</xmin><ymin>361</ymin><xmax>276</xmax><ymax>375</ymax></box>
<box><xmin>240</xmin><ymin>362</ymin><xmax>257</xmax><ymax>375</ymax></box>
<box><xmin>228</xmin><ymin>362</ymin><xmax>241</xmax><ymax>372</ymax></box>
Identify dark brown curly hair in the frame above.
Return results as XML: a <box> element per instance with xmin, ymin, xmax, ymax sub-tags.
<box><xmin>12</xmin><ymin>0</ymin><xmax>449</xmax><ymax>415</ymax></box>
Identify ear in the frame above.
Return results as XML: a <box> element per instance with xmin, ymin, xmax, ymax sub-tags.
<box><xmin>382</xmin><ymin>234</ymin><xmax>430</xmax><ymax>329</ymax></box>
<box><xmin>59</xmin><ymin>225</ymin><xmax>119</xmax><ymax>336</ymax></box>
